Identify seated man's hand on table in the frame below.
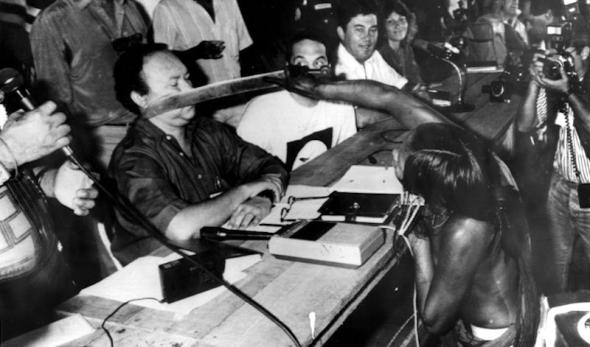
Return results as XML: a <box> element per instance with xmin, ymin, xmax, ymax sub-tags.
<box><xmin>226</xmin><ymin>195</ymin><xmax>272</xmax><ymax>229</ymax></box>
<box><xmin>226</xmin><ymin>174</ymin><xmax>284</xmax><ymax>229</ymax></box>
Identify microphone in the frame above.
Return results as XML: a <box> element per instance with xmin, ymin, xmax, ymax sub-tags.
<box><xmin>0</xmin><ymin>68</ymin><xmax>74</xmax><ymax>157</ymax></box>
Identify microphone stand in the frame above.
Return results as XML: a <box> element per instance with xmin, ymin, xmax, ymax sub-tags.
<box><xmin>426</xmin><ymin>45</ymin><xmax>475</xmax><ymax>113</ymax></box>
<box><xmin>439</xmin><ymin>57</ymin><xmax>475</xmax><ymax>112</ymax></box>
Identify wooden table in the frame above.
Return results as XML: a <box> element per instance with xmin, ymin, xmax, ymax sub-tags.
<box><xmin>56</xmin><ymin>72</ymin><xmax>521</xmax><ymax>347</ymax></box>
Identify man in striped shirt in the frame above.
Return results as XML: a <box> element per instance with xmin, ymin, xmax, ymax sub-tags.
<box><xmin>516</xmin><ymin>23</ymin><xmax>590</xmax><ymax>293</ymax></box>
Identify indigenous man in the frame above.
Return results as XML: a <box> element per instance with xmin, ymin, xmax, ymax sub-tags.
<box><xmin>276</xmin><ymin>75</ymin><xmax>538</xmax><ymax>346</ymax></box>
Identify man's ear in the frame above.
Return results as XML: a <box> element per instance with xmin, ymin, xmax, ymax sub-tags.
<box><xmin>337</xmin><ymin>26</ymin><xmax>345</xmax><ymax>42</ymax></box>
<box><xmin>130</xmin><ymin>91</ymin><xmax>148</xmax><ymax>109</ymax></box>
<box><xmin>581</xmin><ymin>46</ymin><xmax>590</xmax><ymax>61</ymax></box>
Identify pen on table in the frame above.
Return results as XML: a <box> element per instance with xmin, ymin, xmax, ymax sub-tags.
<box><xmin>258</xmin><ymin>223</ymin><xmax>286</xmax><ymax>227</ymax></box>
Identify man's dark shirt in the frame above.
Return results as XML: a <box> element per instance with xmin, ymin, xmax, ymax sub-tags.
<box><xmin>108</xmin><ymin>116</ymin><xmax>288</xmax><ymax>264</ymax></box>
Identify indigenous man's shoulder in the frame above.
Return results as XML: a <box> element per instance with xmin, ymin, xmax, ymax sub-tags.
<box><xmin>442</xmin><ymin>215</ymin><xmax>495</xmax><ymax>242</ymax></box>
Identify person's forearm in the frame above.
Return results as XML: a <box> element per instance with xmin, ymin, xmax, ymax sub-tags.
<box><xmin>165</xmin><ymin>185</ymin><xmax>251</xmax><ymax>241</ymax></box>
<box><xmin>413</xmin><ymin>241</ymin><xmax>435</xmax><ymax>311</ymax></box>
<box><xmin>317</xmin><ymin>80</ymin><xmax>451</xmax><ymax>129</ymax></box>
<box><xmin>517</xmin><ymin>82</ymin><xmax>540</xmax><ymax>132</ymax></box>
<box><xmin>0</xmin><ymin>137</ymin><xmax>18</xmax><ymax>171</ymax></box>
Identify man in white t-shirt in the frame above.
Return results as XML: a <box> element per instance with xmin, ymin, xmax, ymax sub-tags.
<box><xmin>237</xmin><ymin>32</ymin><xmax>357</xmax><ymax>170</ymax></box>
<box><xmin>334</xmin><ymin>0</ymin><xmax>408</xmax><ymax>90</ymax></box>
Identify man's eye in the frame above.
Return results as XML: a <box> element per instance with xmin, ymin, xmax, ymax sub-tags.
<box><xmin>314</xmin><ymin>60</ymin><xmax>327</xmax><ymax>68</ymax></box>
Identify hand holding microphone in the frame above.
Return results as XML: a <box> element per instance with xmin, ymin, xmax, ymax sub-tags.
<box><xmin>0</xmin><ymin>68</ymin><xmax>74</xmax><ymax>162</ymax></box>
<box><xmin>0</xmin><ymin>100</ymin><xmax>71</xmax><ymax>168</ymax></box>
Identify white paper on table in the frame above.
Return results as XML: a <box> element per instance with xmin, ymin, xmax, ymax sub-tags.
<box><xmin>80</xmin><ymin>252</ymin><xmax>261</xmax><ymax>316</ymax></box>
<box><xmin>3</xmin><ymin>314</ymin><xmax>95</xmax><ymax>347</ymax></box>
<box><xmin>329</xmin><ymin>165</ymin><xmax>403</xmax><ymax>194</ymax></box>
<box><xmin>269</xmin><ymin>185</ymin><xmax>331</xmax><ymax>222</ymax></box>
<box><xmin>224</xmin><ymin>185</ymin><xmax>332</xmax><ymax>232</ymax></box>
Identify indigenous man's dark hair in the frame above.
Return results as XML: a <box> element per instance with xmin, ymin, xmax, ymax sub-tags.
<box><xmin>113</xmin><ymin>43</ymin><xmax>168</xmax><ymax>115</ymax></box>
<box><xmin>336</xmin><ymin>0</ymin><xmax>378</xmax><ymax>29</ymax></box>
<box><xmin>402</xmin><ymin>123</ymin><xmax>499</xmax><ymax>220</ymax></box>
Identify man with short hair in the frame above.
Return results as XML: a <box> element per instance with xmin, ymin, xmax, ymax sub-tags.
<box><xmin>30</xmin><ymin>0</ymin><xmax>216</xmax><ymax>168</ymax></box>
<box><xmin>110</xmin><ymin>44</ymin><xmax>288</xmax><ymax>264</ymax></box>
<box><xmin>334</xmin><ymin>0</ymin><xmax>408</xmax><ymax>90</ymax></box>
<box><xmin>237</xmin><ymin>32</ymin><xmax>357</xmax><ymax>171</ymax></box>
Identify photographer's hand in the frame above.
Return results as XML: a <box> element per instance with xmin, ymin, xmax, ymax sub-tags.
<box><xmin>537</xmin><ymin>64</ymin><xmax>569</xmax><ymax>94</ymax></box>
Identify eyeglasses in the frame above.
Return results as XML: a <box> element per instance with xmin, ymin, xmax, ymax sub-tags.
<box><xmin>280</xmin><ymin>195</ymin><xmax>330</xmax><ymax>222</ymax></box>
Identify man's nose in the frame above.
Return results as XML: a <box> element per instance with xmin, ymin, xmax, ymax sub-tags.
<box><xmin>179</xmin><ymin>79</ymin><xmax>193</xmax><ymax>90</ymax></box>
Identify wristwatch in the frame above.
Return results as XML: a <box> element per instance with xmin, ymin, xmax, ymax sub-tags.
<box><xmin>0</xmin><ymin>162</ymin><xmax>11</xmax><ymax>185</ymax></box>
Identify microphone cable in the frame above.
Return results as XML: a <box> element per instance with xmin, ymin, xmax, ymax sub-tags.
<box><xmin>66</xmin><ymin>143</ymin><xmax>302</xmax><ymax>347</ymax></box>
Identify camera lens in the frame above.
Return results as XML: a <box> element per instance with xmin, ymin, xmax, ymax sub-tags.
<box><xmin>491</xmin><ymin>81</ymin><xmax>504</xmax><ymax>97</ymax></box>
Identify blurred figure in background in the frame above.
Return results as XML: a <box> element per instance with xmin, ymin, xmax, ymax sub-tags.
<box><xmin>152</xmin><ymin>0</ymin><xmax>252</xmax><ymax>84</ymax></box>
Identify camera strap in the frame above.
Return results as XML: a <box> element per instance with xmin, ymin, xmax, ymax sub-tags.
<box><xmin>563</xmin><ymin>104</ymin><xmax>583</xmax><ymax>183</ymax></box>
<box><xmin>536</xmin><ymin>89</ymin><xmax>548</xmax><ymax>126</ymax></box>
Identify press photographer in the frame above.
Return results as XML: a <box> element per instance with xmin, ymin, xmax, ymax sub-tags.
<box><xmin>481</xmin><ymin>49</ymin><xmax>536</xmax><ymax>103</ymax></box>
<box><xmin>515</xmin><ymin>19</ymin><xmax>590</xmax><ymax>294</ymax></box>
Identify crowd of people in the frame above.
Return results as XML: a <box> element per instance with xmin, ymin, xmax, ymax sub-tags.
<box><xmin>2</xmin><ymin>0</ymin><xmax>590</xmax><ymax>345</ymax></box>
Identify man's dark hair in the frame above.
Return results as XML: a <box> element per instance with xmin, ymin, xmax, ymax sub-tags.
<box><xmin>113</xmin><ymin>43</ymin><xmax>168</xmax><ymax>115</ymax></box>
<box><xmin>402</xmin><ymin>123</ymin><xmax>499</xmax><ymax>220</ymax></box>
<box><xmin>336</xmin><ymin>0</ymin><xmax>378</xmax><ymax>29</ymax></box>
<box><xmin>286</xmin><ymin>30</ymin><xmax>329</xmax><ymax>62</ymax></box>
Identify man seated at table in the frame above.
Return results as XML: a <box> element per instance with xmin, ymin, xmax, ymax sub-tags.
<box><xmin>109</xmin><ymin>44</ymin><xmax>288</xmax><ymax>265</ymax></box>
<box><xmin>237</xmin><ymin>31</ymin><xmax>357</xmax><ymax>171</ymax></box>
<box><xmin>240</xmin><ymin>32</ymin><xmax>443</xmax><ymax>171</ymax></box>
<box><xmin>276</xmin><ymin>76</ymin><xmax>538</xmax><ymax>346</ymax></box>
